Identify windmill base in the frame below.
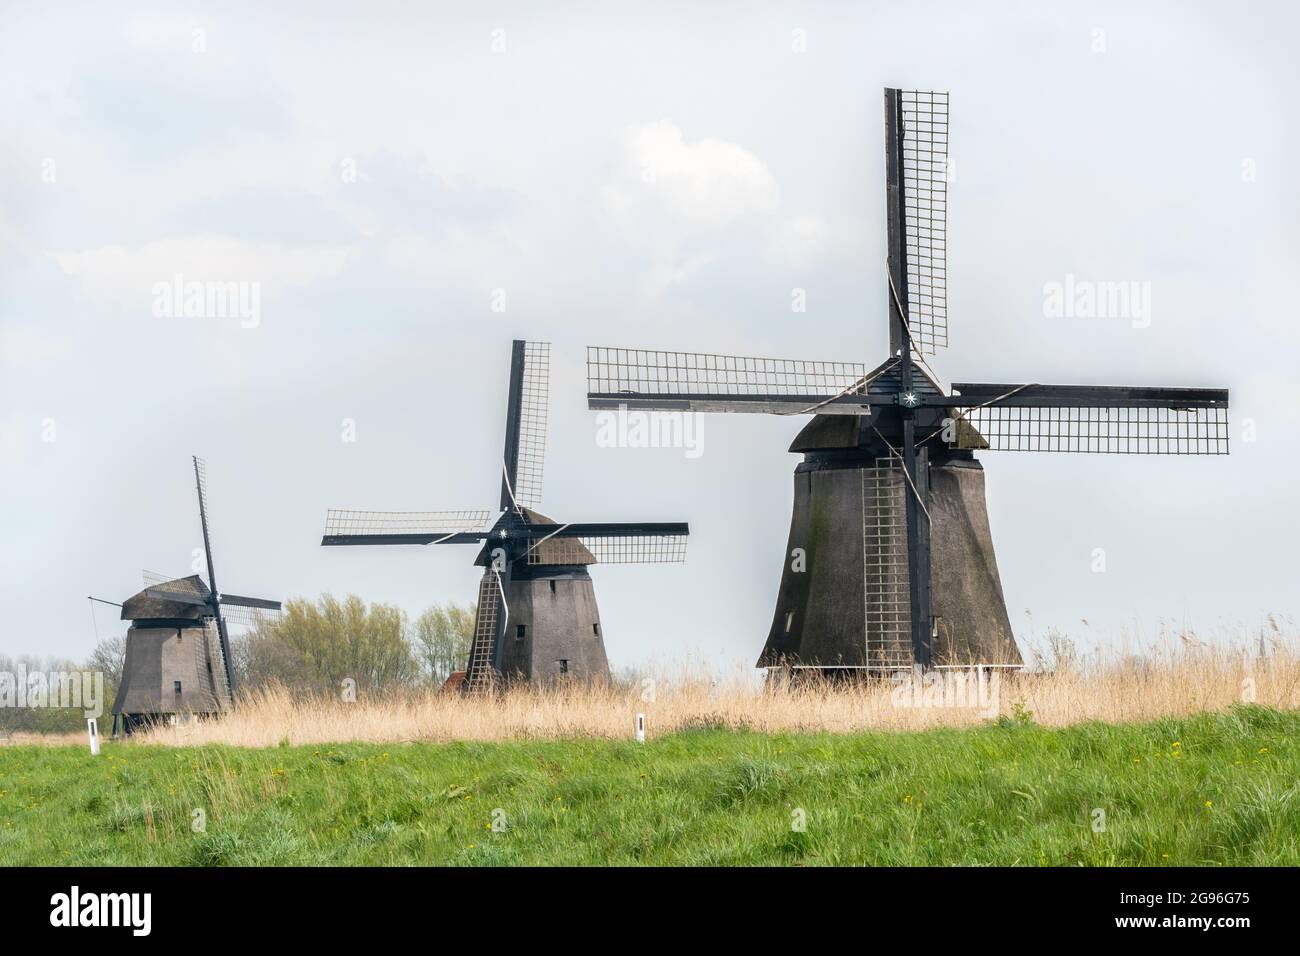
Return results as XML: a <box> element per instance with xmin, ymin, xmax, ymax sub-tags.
<box><xmin>757</xmin><ymin>455</ymin><xmax>1022</xmax><ymax>670</ymax></box>
<box><xmin>113</xmin><ymin>623</ymin><xmax>233</xmax><ymax>720</ymax></box>
<box><xmin>496</xmin><ymin>569</ymin><xmax>611</xmax><ymax>685</ymax></box>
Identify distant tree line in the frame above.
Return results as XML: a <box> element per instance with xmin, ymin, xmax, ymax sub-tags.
<box><xmin>0</xmin><ymin>595</ymin><xmax>474</xmax><ymax>734</ymax></box>
<box><xmin>235</xmin><ymin>595</ymin><xmax>476</xmax><ymax>694</ymax></box>
<box><xmin>0</xmin><ymin>648</ymin><xmax>115</xmax><ymax>735</ymax></box>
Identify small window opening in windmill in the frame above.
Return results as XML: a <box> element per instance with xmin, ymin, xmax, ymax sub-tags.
<box><xmin>558</xmin><ymin>659</ymin><xmax>569</xmax><ymax>674</ymax></box>
<box><xmin>516</xmin><ymin>624</ymin><xmax>526</xmax><ymax>641</ymax></box>
<box><xmin>549</xmin><ymin>580</ymin><xmax>556</xmax><ymax>594</ymax></box>
<box><xmin>173</xmin><ymin>680</ymin><xmax>182</xmax><ymax>695</ymax></box>
<box><xmin>593</xmin><ymin>623</ymin><xmax>601</xmax><ymax>637</ymax></box>
<box><xmin>784</xmin><ymin>611</ymin><xmax>794</xmax><ymax>634</ymax></box>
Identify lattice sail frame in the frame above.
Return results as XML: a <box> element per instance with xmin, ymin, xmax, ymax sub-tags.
<box><xmin>952</xmin><ymin>405</ymin><xmax>1229</xmax><ymax>455</ymax></box>
<box><xmin>142</xmin><ymin>569</ymin><xmax>200</xmax><ymax>591</ymax></box>
<box><xmin>899</xmin><ymin>90</ymin><xmax>949</xmax><ymax>355</ymax></box>
<box><xmin>193</xmin><ymin>456</ymin><xmax>221</xmax><ymax>583</ymax></box>
<box><xmin>324</xmin><ymin>510</ymin><xmax>493</xmax><ymax>536</ymax></box>
<box><xmin>199</xmin><ymin>619</ymin><xmax>233</xmax><ymax>708</ymax></box>
<box><xmin>587</xmin><ymin>347</ymin><xmax>867</xmax><ymax>397</ymax></box>
<box><xmin>513</xmin><ymin>342</ymin><xmax>550</xmax><ymax>509</ymax></box>
<box><xmin>194</xmin><ymin>456</ymin><xmax>212</xmax><ymax>531</ymax></box>
<box><xmin>219</xmin><ymin>603</ymin><xmax>281</xmax><ymax>629</ymax></box>
<box><xmin>526</xmin><ymin>532</ymin><xmax>689</xmax><ymax>566</ymax></box>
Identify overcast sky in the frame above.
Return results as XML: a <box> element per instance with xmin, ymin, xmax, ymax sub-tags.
<box><xmin>3</xmin><ymin>1</ymin><xmax>1297</xmax><ymax>672</ymax></box>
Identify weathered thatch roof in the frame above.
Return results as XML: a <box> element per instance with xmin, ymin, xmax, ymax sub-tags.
<box><xmin>520</xmin><ymin>508</ymin><xmax>596</xmax><ymax>565</ymax></box>
<box><xmin>120</xmin><ymin>574</ymin><xmax>211</xmax><ymax>622</ymax></box>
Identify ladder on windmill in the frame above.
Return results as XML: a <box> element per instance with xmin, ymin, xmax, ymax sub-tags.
<box><xmin>862</xmin><ymin>461</ymin><xmax>913</xmax><ymax>670</ymax></box>
<box><xmin>464</xmin><ymin>572</ymin><xmax>502</xmax><ymax>691</ymax></box>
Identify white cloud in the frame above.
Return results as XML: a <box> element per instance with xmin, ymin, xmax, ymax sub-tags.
<box><xmin>382</xmin><ymin>225</ymin><xmax>530</xmax><ymax>289</ymax></box>
<box><xmin>0</xmin><ymin>326</ymin><xmax>66</xmax><ymax>368</ymax></box>
<box><xmin>603</xmin><ymin>121</ymin><xmax>781</xmax><ymax>230</ymax></box>
<box><xmin>1247</xmin><ymin>374</ymin><xmax>1300</xmax><ymax>427</ymax></box>
<box><xmin>599</xmin><ymin>121</ymin><xmax>857</xmax><ymax>285</ymax></box>
<box><xmin>635</xmin><ymin>252</ymin><xmax>718</xmax><ymax>302</ymax></box>
<box><xmin>50</xmin><ymin>235</ymin><xmax>357</xmax><ymax>304</ymax></box>
<box><xmin>122</xmin><ymin>15</ymin><xmax>195</xmax><ymax>49</ymax></box>
<box><xmin>764</xmin><ymin>210</ymin><xmax>868</xmax><ymax>267</ymax></box>
<box><xmin>0</xmin><ymin>423</ymin><xmax>28</xmax><ymax>473</ymax></box>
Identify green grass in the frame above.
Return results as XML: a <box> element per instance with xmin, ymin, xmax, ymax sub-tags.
<box><xmin>1</xmin><ymin>705</ymin><xmax>1297</xmax><ymax>865</ymax></box>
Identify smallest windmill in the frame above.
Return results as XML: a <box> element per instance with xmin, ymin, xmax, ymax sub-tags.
<box><xmin>103</xmin><ymin>457</ymin><xmax>281</xmax><ymax>735</ymax></box>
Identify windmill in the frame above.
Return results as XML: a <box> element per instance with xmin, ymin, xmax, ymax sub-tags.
<box><xmin>321</xmin><ymin>340</ymin><xmax>689</xmax><ymax>690</ymax></box>
<box><xmin>103</xmin><ymin>456</ymin><xmax>282</xmax><ymax>733</ymax></box>
<box><xmin>587</xmin><ymin>89</ymin><xmax>1229</xmax><ymax>677</ymax></box>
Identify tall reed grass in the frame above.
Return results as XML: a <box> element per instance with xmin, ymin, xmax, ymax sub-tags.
<box><xmin>129</xmin><ymin>635</ymin><xmax>1300</xmax><ymax>748</ymax></box>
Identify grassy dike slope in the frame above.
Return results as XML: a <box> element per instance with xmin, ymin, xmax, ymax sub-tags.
<box><xmin>1</xmin><ymin>706</ymin><xmax>1296</xmax><ymax>866</ymax></box>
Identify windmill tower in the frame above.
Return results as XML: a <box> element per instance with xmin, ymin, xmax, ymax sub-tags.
<box><xmin>587</xmin><ymin>89</ymin><xmax>1230</xmax><ymax>677</ymax></box>
<box><xmin>107</xmin><ymin>457</ymin><xmax>282</xmax><ymax>733</ymax></box>
<box><xmin>321</xmin><ymin>340</ymin><xmax>689</xmax><ymax>690</ymax></box>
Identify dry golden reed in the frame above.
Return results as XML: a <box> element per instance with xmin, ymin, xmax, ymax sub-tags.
<box><xmin>122</xmin><ymin>636</ymin><xmax>1300</xmax><ymax>749</ymax></box>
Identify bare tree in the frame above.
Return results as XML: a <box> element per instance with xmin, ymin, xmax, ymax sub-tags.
<box><xmin>87</xmin><ymin>634</ymin><xmax>126</xmax><ymax>690</ymax></box>
<box><xmin>412</xmin><ymin>602</ymin><xmax>476</xmax><ymax>685</ymax></box>
<box><xmin>238</xmin><ymin>594</ymin><xmax>420</xmax><ymax>694</ymax></box>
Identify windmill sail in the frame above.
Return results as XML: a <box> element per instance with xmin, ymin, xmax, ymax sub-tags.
<box><xmin>500</xmin><ymin>341</ymin><xmax>550</xmax><ymax>511</ymax></box>
<box><xmin>521</xmin><ymin>522</ymin><xmax>690</xmax><ymax>566</ymax></box>
<box><xmin>193</xmin><ymin>457</ymin><xmax>219</xmax><ymax>600</ymax></box>
<box><xmin>514</xmin><ymin>341</ymin><xmax>549</xmax><ymax>509</ymax></box>
<box><xmin>217</xmin><ymin>602</ymin><xmax>279</xmax><ymax>629</ymax></box>
<box><xmin>897</xmin><ymin>90</ymin><xmax>949</xmax><ymax>355</ymax></box>
<box><xmin>945</xmin><ymin>383</ymin><xmax>1230</xmax><ymax>454</ymax></box>
<box><xmin>192</xmin><ymin>455</ymin><xmax>236</xmax><ymax>697</ymax></box>
<box><xmin>201</xmin><ymin>620</ymin><xmax>233</xmax><ymax>707</ymax></box>
<box><xmin>587</xmin><ymin>347</ymin><xmax>871</xmax><ymax>414</ymax></box>
<box><xmin>322</xmin><ymin>509</ymin><xmax>493</xmax><ymax>545</ymax></box>
<box><xmin>220</xmin><ymin>594</ymin><xmax>282</xmax><ymax>610</ymax></box>
<box><xmin>142</xmin><ymin>568</ymin><xmax>182</xmax><ymax>588</ymax></box>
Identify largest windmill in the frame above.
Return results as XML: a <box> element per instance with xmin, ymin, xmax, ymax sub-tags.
<box><xmin>588</xmin><ymin>89</ymin><xmax>1229</xmax><ymax>675</ymax></box>
<box><xmin>322</xmin><ymin>340</ymin><xmax>689</xmax><ymax>689</ymax></box>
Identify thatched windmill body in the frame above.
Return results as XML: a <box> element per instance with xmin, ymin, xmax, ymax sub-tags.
<box><xmin>101</xmin><ymin>457</ymin><xmax>281</xmax><ymax>733</ymax></box>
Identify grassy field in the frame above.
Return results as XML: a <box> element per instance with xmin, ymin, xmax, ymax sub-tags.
<box><xmin>1</xmin><ymin>705</ymin><xmax>1296</xmax><ymax>865</ymax></box>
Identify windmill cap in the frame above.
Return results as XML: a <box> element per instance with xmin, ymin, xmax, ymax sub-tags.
<box><xmin>121</xmin><ymin>574</ymin><xmax>211</xmax><ymax>622</ymax></box>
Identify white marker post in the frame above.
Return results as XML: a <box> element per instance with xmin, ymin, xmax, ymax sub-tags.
<box><xmin>635</xmin><ymin>713</ymin><xmax>645</xmax><ymax>744</ymax></box>
<box><xmin>86</xmin><ymin>718</ymin><xmax>100</xmax><ymax>756</ymax></box>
